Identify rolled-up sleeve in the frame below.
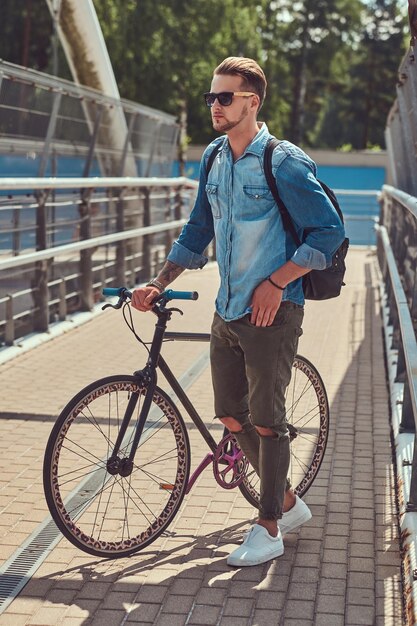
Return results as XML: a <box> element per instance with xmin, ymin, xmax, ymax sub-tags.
<box><xmin>275</xmin><ymin>155</ymin><xmax>346</xmax><ymax>269</ymax></box>
<box><xmin>291</xmin><ymin>243</ymin><xmax>328</xmax><ymax>270</ymax></box>
<box><xmin>167</xmin><ymin>147</ymin><xmax>216</xmax><ymax>270</ymax></box>
<box><xmin>167</xmin><ymin>241</ymin><xmax>208</xmax><ymax>269</ymax></box>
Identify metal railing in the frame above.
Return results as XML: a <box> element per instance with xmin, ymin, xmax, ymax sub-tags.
<box><xmin>377</xmin><ymin>182</ymin><xmax>417</xmax><ymax>617</ymax></box>
<box><xmin>0</xmin><ymin>176</ymin><xmax>205</xmax><ymax>346</ymax></box>
<box><xmin>0</xmin><ymin>60</ymin><xmax>179</xmax><ymax>178</ymax></box>
<box><xmin>378</xmin><ymin>184</ymin><xmax>417</xmax><ymax>504</ymax></box>
<box><xmin>0</xmin><ymin>176</ymin><xmax>382</xmax><ymax>347</ymax></box>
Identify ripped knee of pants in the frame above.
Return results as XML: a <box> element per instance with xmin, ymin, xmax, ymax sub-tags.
<box><xmin>218</xmin><ymin>416</ymin><xmax>244</xmax><ymax>433</ymax></box>
<box><xmin>219</xmin><ymin>416</ymin><xmax>258</xmax><ymax>435</ymax></box>
<box><xmin>255</xmin><ymin>425</ymin><xmax>289</xmax><ymax>439</ymax></box>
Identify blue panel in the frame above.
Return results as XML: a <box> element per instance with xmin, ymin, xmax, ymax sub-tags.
<box><xmin>316</xmin><ymin>165</ymin><xmax>385</xmax><ymax>190</ymax></box>
<box><xmin>174</xmin><ymin>160</ymin><xmax>382</xmax><ymax>245</ymax></box>
<box><xmin>175</xmin><ymin>160</ymin><xmax>386</xmax><ymax>191</ymax></box>
<box><xmin>172</xmin><ymin>161</ymin><xmax>200</xmax><ymax>179</ymax></box>
<box><xmin>0</xmin><ymin>155</ymin><xmax>383</xmax><ymax>247</ymax></box>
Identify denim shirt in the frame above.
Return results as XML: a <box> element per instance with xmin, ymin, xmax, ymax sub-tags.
<box><xmin>167</xmin><ymin>123</ymin><xmax>345</xmax><ymax>321</ymax></box>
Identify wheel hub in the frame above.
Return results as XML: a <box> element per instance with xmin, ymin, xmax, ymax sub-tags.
<box><xmin>119</xmin><ymin>458</ymin><xmax>133</xmax><ymax>477</ymax></box>
<box><xmin>106</xmin><ymin>456</ymin><xmax>134</xmax><ymax>477</ymax></box>
<box><xmin>106</xmin><ymin>456</ymin><xmax>120</xmax><ymax>475</ymax></box>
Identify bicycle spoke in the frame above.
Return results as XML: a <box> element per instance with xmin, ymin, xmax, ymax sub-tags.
<box><xmin>295</xmin><ymin>431</ymin><xmax>320</xmax><ymax>445</ymax></box>
<box><xmin>291</xmin><ymin>405</ymin><xmax>321</xmax><ymax>427</ymax></box>
<box><xmin>58</xmin><ymin>460</ymin><xmax>106</xmax><ymax>481</ymax></box>
<box><xmin>65</xmin><ymin>468</ymin><xmax>153</xmax><ymax>528</ymax></box>
<box><xmin>66</xmin><ymin>473</ymin><xmax>116</xmax><ymax>518</ymax></box>
<box><xmin>58</xmin><ymin>463</ymin><xmax>107</xmax><ymax>487</ymax></box>
<box><xmin>137</xmin><ymin>415</ymin><xmax>172</xmax><ymax>448</ymax></box>
<box><xmin>61</xmin><ymin>438</ymin><xmax>106</xmax><ymax>466</ymax></box>
<box><xmin>291</xmin><ymin>452</ymin><xmax>310</xmax><ymax>473</ymax></box>
<box><xmin>136</xmin><ymin>447</ymin><xmax>179</xmax><ymax>469</ymax></box>
<box><xmin>136</xmin><ymin>465</ymin><xmax>177</xmax><ymax>488</ymax></box>
<box><xmin>94</xmin><ymin>464</ymin><xmax>113</xmax><ymax>539</ymax></box>
<box><xmin>287</xmin><ymin>382</ymin><xmax>313</xmax><ymax>417</ymax></box>
<box><xmin>120</xmin><ymin>477</ymin><xmax>132</xmax><ymax>542</ymax></box>
<box><xmin>80</xmin><ymin>406</ymin><xmax>116</xmax><ymax>449</ymax></box>
<box><xmin>125</xmin><ymin>480</ymin><xmax>132</xmax><ymax>540</ymax></box>
<box><xmin>118</xmin><ymin>478</ymin><xmax>158</xmax><ymax>524</ymax></box>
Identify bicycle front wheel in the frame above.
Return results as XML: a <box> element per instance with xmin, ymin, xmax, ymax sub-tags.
<box><xmin>43</xmin><ymin>375</ymin><xmax>190</xmax><ymax>558</ymax></box>
<box><xmin>239</xmin><ymin>355</ymin><xmax>329</xmax><ymax>507</ymax></box>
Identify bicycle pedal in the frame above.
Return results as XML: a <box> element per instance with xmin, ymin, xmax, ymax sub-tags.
<box><xmin>159</xmin><ymin>483</ymin><xmax>174</xmax><ymax>491</ymax></box>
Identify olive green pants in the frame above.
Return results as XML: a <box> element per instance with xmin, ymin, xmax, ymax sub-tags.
<box><xmin>210</xmin><ymin>302</ymin><xmax>304</xmax><ymax>520</ymax></box>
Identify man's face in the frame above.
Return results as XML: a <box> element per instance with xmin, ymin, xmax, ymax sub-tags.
<box><xmin>209</xmin><ymin>74</ymin><xmax>256</xmax><ymax>133</ymax></box>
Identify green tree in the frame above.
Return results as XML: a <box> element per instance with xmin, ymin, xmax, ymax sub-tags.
<box><xmin>94</xmin><ymin>0</ymin><xmax>264</xmax><ymax>169</ymax></box>
<box><xmin>0</xmin><ymin>0</ymin><xmax>410</xmax><ymax>151</ymax></box>
<box><xmin>346</xmin><ymin>0</ymin><xmax>407</xmax><ymax>149</ymax></box>
<box><xmin>0</xmin><ymin>0</ymin><xmax>54</xmax><ymax>71</ymax></box>
<box><xmin>259</xmin><ymin>0</ymin><xmax>364</xmax><ymax>146</ymax></box>
<box><xmin>317</xmin><ymin>0</ymin><xmax>408</xmax><ymax>149</ymax></box>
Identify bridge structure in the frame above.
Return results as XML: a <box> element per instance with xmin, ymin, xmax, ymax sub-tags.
<box><xmin>0</xmin><ymin>40</ymin><xmax>416</xmax><ymax>625</ymax></box>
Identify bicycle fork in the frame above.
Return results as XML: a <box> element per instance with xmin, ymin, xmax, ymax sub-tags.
<box><xmin>105</xmin><ymin>371</ymin><xmax>156</xmax><ymax>477</ymax></box>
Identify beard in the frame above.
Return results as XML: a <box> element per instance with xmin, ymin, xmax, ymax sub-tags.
<box><xmin>212</xmin><ymin>105</ymin><xmax>249</xmax><ymax>132</ymax></box>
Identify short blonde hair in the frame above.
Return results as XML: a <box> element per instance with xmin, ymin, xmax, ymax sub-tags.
<box><xmin>214</xmin><ymin>57</ymin><xmax>267</xmax><ymax>111</ymax></box>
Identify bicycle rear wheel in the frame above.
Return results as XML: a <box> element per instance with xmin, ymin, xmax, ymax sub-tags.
<box><xmin>239</xmin><ymin>355</ymin><xmax>329</xmax><ymax>507</ymax></box>
<box><xmin>43</xmin><ymin>375</ymin><xmax>190</xmax><ymax>558</ymax></box>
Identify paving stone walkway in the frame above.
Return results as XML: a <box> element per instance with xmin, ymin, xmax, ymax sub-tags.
<box><xmin>0</xmin><ymin>248</ymin><xmax>404</xmax><ymax>625</ymax></box>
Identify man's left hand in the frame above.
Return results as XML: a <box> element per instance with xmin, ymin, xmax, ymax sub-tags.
<box><xmin>250</xmin><ymin>281</ymin><xmax>283</xmax><ymax>327</ymax></box>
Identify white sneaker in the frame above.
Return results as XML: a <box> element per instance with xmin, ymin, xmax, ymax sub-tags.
<box><xmin>279</xmin><ymin>495</ymin><xmax>312</xmax><ymax>535</ymax></box>
<box><xmin>227</xmin><ymin>524</ymin><xmax>284</xmax><ymax>567</ymax></box>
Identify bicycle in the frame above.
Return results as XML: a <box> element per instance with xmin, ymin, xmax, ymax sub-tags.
<box><xmin>43</xmin><ymin>287</ymin><xmax>329</xmax><ymax>559</ymax></box>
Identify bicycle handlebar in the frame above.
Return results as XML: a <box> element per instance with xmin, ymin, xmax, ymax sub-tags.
<box><xmin>102</xmin><ymin>287</ymin><xmax>199</xmax><ymax>302</ymax></box>
<box><xmin>103</xmin><ymin>287</ymin><xmax>131</xmax><ymax>298</ymax></box>
<box><xmin>164</xmin><ymin>290</ymin><xmax>199</xmax><ymax>301</ymax></box>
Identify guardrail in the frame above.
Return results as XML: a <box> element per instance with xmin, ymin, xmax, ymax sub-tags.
<box><xmin>0</xmin><ymin>176</ymin><xmax>201</xmax><ymax>346</ymax></box>
<box><xmin>0</xmin><ymin>176</ymin><xmax>381</xmax><ymax>346</ymax></box>
<box><xmin>377</xmin><ymin>183</ymin><xmax>417</xmax><ymax>622</ymax></box>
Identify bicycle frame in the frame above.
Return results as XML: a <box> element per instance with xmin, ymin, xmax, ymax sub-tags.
<box><xmin>162</xmin><ymin>331</ymin><xmax>224</xmax><ymax>494</ymax></box>
<box><xmin>107</xmin><ymin>307</ymin><xmax>225</xmax><ymax>491</ymax></box>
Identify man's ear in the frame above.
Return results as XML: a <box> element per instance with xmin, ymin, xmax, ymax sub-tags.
<box><xmin>251</xmin><ymin>95</ymin><xmax>260</xmax><ymax>113</ymax></box>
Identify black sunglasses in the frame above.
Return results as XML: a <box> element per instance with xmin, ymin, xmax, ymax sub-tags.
<box><xmin>203</xmin><ymin>91</ymin><xmax>257</xmax><ymax>107</ymax></box>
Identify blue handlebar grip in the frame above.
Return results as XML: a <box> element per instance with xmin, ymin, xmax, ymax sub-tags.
<box><xmin>103</xmin><ymin>287</ymin><xmax>124</xmax><ymax>297</ymax></box>
<box><xmin>165</xmin><ymin>290</ymin><xmax>199</xmax><ymax>301</ymax></box>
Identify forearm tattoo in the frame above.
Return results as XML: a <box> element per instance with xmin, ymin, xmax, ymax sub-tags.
<box><xmin>156</xmin><ymin>261</ymin><xmax>185</xmax><ymax>287</ymax></box>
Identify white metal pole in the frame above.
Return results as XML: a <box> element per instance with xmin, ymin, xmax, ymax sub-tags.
<box><xmin>44</xmin><ymin>0</ymin><xmax>137</xmax><ymax>177</ymax></box>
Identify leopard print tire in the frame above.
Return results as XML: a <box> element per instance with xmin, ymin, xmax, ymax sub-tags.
<box><xmin>238</xmin><ymin>355</ymin><xmax>329</xmax><ymax>508</ymax></box>
<box><xmin>43</xmin><ymin>375</ymin><xmax>190</xmax><ymax>558</ymax></box>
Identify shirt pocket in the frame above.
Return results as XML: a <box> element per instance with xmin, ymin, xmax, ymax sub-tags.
<box><xmin>205</xmin><ymin>183</ymin><xmax>221</xmax><ymax>219</ymax></box>
<box><xmin>243</xmin><ymin>185</ymin><xmax>271</xmax><ymax>200</ymax></box>
<box><xmin>241</xmin><ymin>185</ymin><xmax>275</xmax><ymax>220</ymax></box>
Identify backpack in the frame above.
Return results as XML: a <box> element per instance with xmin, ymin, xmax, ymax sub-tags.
<box><xmin>206</xmin><ymin>136</ymin><xmax>349</xmax><ymax>300</ymax></box>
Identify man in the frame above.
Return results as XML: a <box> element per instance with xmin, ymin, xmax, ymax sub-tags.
<box><xmin>132</xmin><ymin>57</ymin><xmax>345</xmax><ymax>567</ymax></box>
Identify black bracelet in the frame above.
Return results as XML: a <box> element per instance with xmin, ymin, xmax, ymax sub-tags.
<box><xmin>267</xmin><ymin>276</ymin><xmax>285</xmax><ymax>291</ymax></box>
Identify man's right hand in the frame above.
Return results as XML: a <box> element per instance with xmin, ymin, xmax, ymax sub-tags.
<box><xmin>131</xmin><ymin>286</ymin><xmax>161</xmax><ymax>312</ymax></box>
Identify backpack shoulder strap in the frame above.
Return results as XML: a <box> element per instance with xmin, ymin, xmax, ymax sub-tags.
<box><xmin>263</xmin><ymin>138</ymin><xmax>301</xmax><ymax>246</ymax></box>
<box><xmin>206</xmin><ymin>140</ymin><xmax>223</xmax><ymax>176</ymax></box>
